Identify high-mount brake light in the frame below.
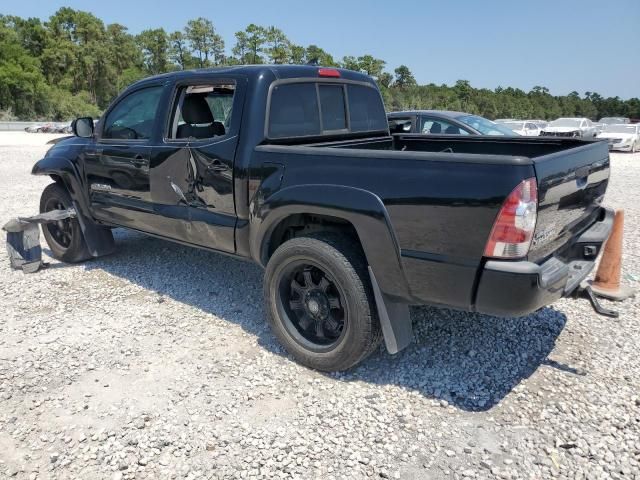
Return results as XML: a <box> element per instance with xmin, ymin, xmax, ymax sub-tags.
<box><xmin>484</xmin><ymin>177</ymin><xmax>538</xmax><ymax>259</ymax></box>
<box><xmin>318</xmin><ymin>68</ymin><xmax>341</xmax><ymax>78</ymax></box>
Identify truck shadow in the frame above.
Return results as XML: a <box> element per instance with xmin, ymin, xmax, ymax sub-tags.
<box><xmin>346</xmin><ymin>305</ymin><xmax>568</xmax><ymax>411</ymax></box>
<box><xmin>78</xmin><ymin>229</ymin><xmax>569</xmax><ymax>412</ymax></box>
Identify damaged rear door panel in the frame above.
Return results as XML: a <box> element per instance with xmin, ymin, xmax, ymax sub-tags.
<box><xmin>147</xmin><ymin>76</ymin><xmax>247</xmax><ymax>253</ymax></box>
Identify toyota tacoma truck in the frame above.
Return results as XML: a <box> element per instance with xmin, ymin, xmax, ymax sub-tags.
<box><xmin>32</xmin><ymin>65</ymin><xmax>613</xmax><ymax>371</ymax></box>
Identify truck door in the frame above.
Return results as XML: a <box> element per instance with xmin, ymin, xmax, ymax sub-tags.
<box><xmin>149</xmin><ymin>77</ymin><xmax>245</xmax><ymax>253</ymax></box>
<box><xmin>85</xmin><ymin>84</ymin><xmax>164</xmax><ymax>229</ymax></box>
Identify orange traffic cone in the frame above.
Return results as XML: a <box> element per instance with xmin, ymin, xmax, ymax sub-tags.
<box><xmin>590</xmin><ymin>210</ymin><xmax>636</xmax><ymax>301</ymax></box>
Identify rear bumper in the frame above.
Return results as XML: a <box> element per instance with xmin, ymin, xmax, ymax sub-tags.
<box><xmin>474</xmin><ymin>207</ymin><xmax>614</xmax><ymax>317</ymax></box>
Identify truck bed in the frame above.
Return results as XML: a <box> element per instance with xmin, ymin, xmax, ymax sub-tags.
<box><xmin>256</xmin><ymin>134</ymin><xmax>610</xmax><ymax>310</ymax></box>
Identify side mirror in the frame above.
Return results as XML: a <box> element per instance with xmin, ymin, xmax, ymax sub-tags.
<box><xmin>72</xmin><ymin>117</ymin><xmax>94</xmax><ymax>138</ymax></box>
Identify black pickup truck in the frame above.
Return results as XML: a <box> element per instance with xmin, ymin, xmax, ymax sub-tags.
<box><xmin>32</xmin><ymin>65</ymin><xmax>613</xmax><ymax>371</ymax></box>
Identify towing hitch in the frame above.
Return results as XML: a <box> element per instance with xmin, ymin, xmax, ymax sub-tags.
<box><xmin>576</xmin><ymin>285</ymin><xmax>619</xmax><ymax>318</ymax></box>
<box><xmin>2</xmin><ymin>208</ymin><xmax>76</xmax><ymax>273</ymax></box>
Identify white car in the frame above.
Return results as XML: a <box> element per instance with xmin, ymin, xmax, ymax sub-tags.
<box><xmin>541</xmin><ymin>117</ymin><xmax>598</xmax><ymax>138</ymax></box>
<box><xmin>526</xmin><ymin>119</ymin><xmax>548</xmax><ymax>130</ymax></box>
<box><xmin>500</xmin><ymin>120</ymin><xmax>541</xmax><ymax>136</ymax></box>
<box><xmin>597</xmin><ymin>124</ymin><xmax>640</xmax><ymax>152</ymax></box>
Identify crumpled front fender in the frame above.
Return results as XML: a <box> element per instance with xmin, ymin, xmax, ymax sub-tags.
<box><xmin>32</xmin><ymin>156</ymin><xmax>114</xmax><ymax>258</ymax></box>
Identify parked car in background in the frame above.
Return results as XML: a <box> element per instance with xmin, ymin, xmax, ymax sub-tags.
<box><xmin>24</xmin><ymin>122</ymin><xmax>73</xmax><ymax>134</ymax></box>
<box><xmin>599</xmin><ymin>117</ymin><xmax>630</xmax><ymax>125</ymax></box>
<box><xmin>593</xmin><ymin>122</ymin><xmax>605</xmax><ymax>135</ymax></box>
<box><xmin>499</xmin><ymin>120</ymin><xmax>541</xmax><ymax>136</ymax></box>
<box><xmin>597</xmin><ymin>123</ymin><xmax>640</xmax><ymax>152</ymax></box>
<box><xmin>55</xmin><ymin>123</ymin><xmax>73</xmax><ymax>134</ymax></box>
<box><xmin>540</xmin><ymin>118</ymin><xmax>598</xmax><ymax>138</ymax></box>
<box><xmin>388</xmin><ymin>110</ymin><xmax>517</xmax><ymax>136</ymax></box>
<box><xmin>529</xmin><ymin>120</ymin><xmax>548</xmax><ymax>129</ymax></box>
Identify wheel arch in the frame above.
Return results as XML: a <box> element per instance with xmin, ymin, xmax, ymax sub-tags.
<box><xmin>32</xmin><ymin>156</ymin><xmax>91</xmax><ymax>218</ymax></box>
<box><xmin>252</xmin><ymin>184</ymin><xmax>411</xmax><ymax>302</ymax></box>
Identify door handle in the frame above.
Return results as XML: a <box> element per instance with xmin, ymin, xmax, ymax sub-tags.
<box><xmin>206</xmin><ymin>159</ymin><xmax>227</xmax><ymax>172</ymax></box>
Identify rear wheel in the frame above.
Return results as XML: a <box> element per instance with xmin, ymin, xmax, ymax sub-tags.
<box><xmin>264</xmin><ymin>233</ymin><xmax>382</xmax><ymax>371</ymax></box>
<box><xmin>40</xmin><ymin>183</ymin><xmax>91</xmax><ymax>263</ymax></box>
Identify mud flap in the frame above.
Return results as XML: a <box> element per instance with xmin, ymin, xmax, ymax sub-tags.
<box><xmin>368</xmin><ymin>266</ymin><xmax>413</xmax><ymax>354</ymax></box>
<box><xmin>71</xmin><ymin>201</ymin><xmax>115</xmax><ymax>258</ymax></box>
<box><xmin>3</xmin><ymin>208</ymin><xmax>77</xmax><ymax>273</ymax></box>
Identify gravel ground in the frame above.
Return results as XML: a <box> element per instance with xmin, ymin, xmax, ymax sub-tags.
<box><xmin>0</xmin><ymin>132</ymin><xmax>66</xmax><ymax>147</ymax></box>
<box><xmin>0</xmin><ymin>139</ymin><xmax>638</xmax><ymax>480</ymax></box>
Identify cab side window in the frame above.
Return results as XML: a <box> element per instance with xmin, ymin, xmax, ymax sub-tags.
<box><xmin>102</xmin><ymin>86</ymin><xmax>163</xmax><ymax>140</ymax></box>
<box><xmin>169</xmin><ymin>84</ymin><xmax>236</xmax><ymax>140</ymax></box>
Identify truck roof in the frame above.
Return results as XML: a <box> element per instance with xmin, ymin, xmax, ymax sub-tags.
<box><xmin>131</xmin><ymin>65</ymin><xmax>376</xmax><ymax>89</ymax></box>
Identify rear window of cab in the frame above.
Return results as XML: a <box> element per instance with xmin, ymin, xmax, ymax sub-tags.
<box><xmin>268</xmin><ymin>81</ymin><xmax>387</xmax><ymax>139</ymax></box>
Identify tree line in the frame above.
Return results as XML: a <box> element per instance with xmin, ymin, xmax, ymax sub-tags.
<box><xmin>1</xmin><ymin>8</ymin><xmax>638</xmax><ymax>121</ymax></box>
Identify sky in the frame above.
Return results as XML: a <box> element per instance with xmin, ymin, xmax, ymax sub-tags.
<box><xmin>3</xmin><ymin>0</ymin><xmax>640</xmax><ymax>99</ymax></box>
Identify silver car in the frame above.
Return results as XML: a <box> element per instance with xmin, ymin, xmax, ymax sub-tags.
<box><xmin>540</xmin><ymin>118</ymin><xmax>598</xmax><ymax>138</ymax></box>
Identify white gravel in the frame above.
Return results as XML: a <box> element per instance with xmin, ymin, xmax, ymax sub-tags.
<box><xmin>0</xmin><ymin>139</ymin><xmax>638</xmax><ymax>480</ymax></box>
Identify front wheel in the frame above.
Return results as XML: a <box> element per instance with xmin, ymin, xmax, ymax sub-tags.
<box><xmin>40</xmin><ymin>183</ymin><xmax>91</xmax><ymax>263</ymax></box>
<box><xmin>264</xmin><ymin>233</ymin><xmax>382</xmax><ymax>371</ymax></box>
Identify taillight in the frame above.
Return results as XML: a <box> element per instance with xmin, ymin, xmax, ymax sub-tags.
<box><xmin>484</xmin><ymin>177</ymin><xmax>538</xmax><ymax>259</ymax></box>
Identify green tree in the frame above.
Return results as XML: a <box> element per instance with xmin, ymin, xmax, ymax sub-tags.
<box><xmin>184</xmin><ymin>17</ymin><xmax>224</xmax><ymax>67</ymax></box>
<box><xmin>305</xmin><ymin>45</ymin><xmax>336</xmax><ymax>66</ymax></box>
<box><xmin>288</xmin><ymin>44</ymin><xmax>306</xmax><ymax>64</ymax></box>
<box><xmin>341</xmin><ymin>56</ymin><xmax>360</xmax><ymax>71</ymax></box>
<box><xmin>232</xmin><ymin>24</ymin><xmax>267</xmax><ymax>64</ymax></box>
<box><xmin>107</xmin><ymin>24</ymin><xmax>142</xmax><ymax>94</ymax></box>
<box><xmin>137</xmin><ymin>28</ymin><xmax>169</xmax><ymax>74</ymax></box>
<box><xmin>357</xmin><ymin>55</ymin><xmax>385</xmax><ymax>79</ymax></box>
<box><xmin>378</xmin><ymin>72</ymin><xmax>393</xmax><ymax>89</ymax></box>
<box><xmin>393</xmin><ymin>65</ymin><xmax>416</xmax><ymax>88</ymax></box>
<box><xmin>265</xmin><ymin>26</ymin><xmax>290</xmax><ymax>64</ymax></box>
<box><xmin>0</xmin><ymin>18</ymin><xmax>48</xmax><ymax>118</ymax></box>
<box><xmin>168</xmin><ymin>31</ymin><xmax>192</xmax><ymax>70</ymax></box>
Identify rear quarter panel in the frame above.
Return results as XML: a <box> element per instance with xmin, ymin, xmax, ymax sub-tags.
<box><xmin>252</xmin><ymin>146</ymin><xmax>534</xmax><ymax>309</ymax></box>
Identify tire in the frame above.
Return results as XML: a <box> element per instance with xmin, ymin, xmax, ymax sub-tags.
<box><xmin>264</xmin><ymin>233</ymin><xmax>383</xmax><ymax>371</ymax></box>
<box><xmin>39</xmin><ymin>183</ymin><xmax>91</xmax><ymax>263</ymax></box>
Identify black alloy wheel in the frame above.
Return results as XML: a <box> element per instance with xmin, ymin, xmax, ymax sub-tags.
<box><xmin>278</xmin><ymin>261</ymin><xmax>347</xmax><ymax>351</ymax></box>
<box><xmin>264</xmin><ymin>233</ymin><xmax>383</xmax><ymax>371</ymax></box>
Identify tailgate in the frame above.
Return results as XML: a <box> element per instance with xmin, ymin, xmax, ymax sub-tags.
<box><xmin>529</xmin><ymin>140</ymin><xmax>610</xmax><ymax>262</ymax></box>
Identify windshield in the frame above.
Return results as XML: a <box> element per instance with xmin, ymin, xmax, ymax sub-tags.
<box><xmin>604</xmin><ymin>124</ymin><xmax>637</xmax><ymax>134</ymax></box>
<box><xmin>504</xmin><ymin>121</ymin><xmax>525</xmax><ymax>130</ymax></box>
<box><xmin>549</xmin><ymin>118</ymin><xmax>581</xmax><ymax>127</ymax></box>
<box><xmin>457</xmin><ymin>115</ymin><xmax>516</xmax><ymax>135</ymax></box>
